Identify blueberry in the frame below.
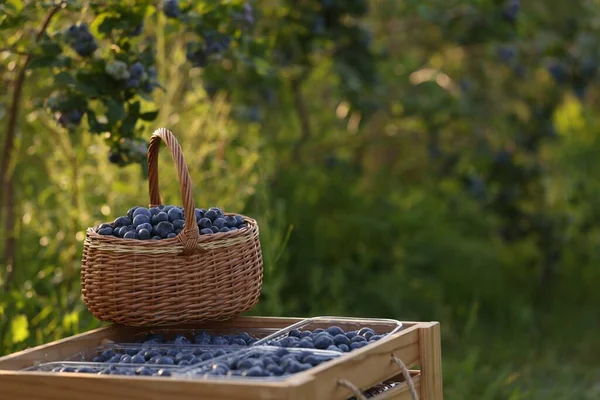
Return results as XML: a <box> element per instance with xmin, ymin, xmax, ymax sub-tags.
<box><xmin>129</xmin><ymin>62</ymin><xmax>145</xmax><ymax>79</ymax></box>
<box><xmin>138</xmin><ymin>229</ymin><xmax>151</xmax><ymax>240</ymax></box>
<box><xmin>194</xmin><ymin>208</ymin><xmax>205</xmax><ymax>221</ymax></box>
<box><xmin>108</xmin><ymin>354</ymin><xmax>122</xmax><ymax>363</ymax></box>
<box><xmin>155</xmin><ymin>357</ymin><xmax>174</xmax><ymax>365</ymax></box>
<box><xmin>327</xmin><ymin>345</ymin><xmax>341</xmax><ymax>352</ymax></box>
<box><xmin>173</xmin><ymin>335</ymin><xmax>191</xmax><ymax>345</ymax></box>
<box><xmin>269</xmin><ymin>340</ymin><xmax>282</xmax><ymax>347</ymax></box>
<box><xmin>211</xmin><ymin>336</ymin><xmax>229</xmax><ymax>346</ymax></box>
<box><xmin>218</xmin><ymin>227</ymin><xmax>230</xmax><ymax>233</ymax></box>
<box><xmin>157</xmin><ymin>369</ymin><xmax>172</xmax><ymax>377</ymax></box>
<box><xmin>177</xmin><ymin>360</ymin><xmax>190</xmax><ymax>366</ymax></box>
<box><xmin>189</xmin><ymin>357</ymin><xmax>202</xmax><ymax>365</ymax></box>
<box><xmin>234</xmin><ymin>215</ymin><xmax>245</xmax><ymax>226</ymax></box>
<box><xmin>244</xmin><ymin>366</ymin><xmax>266</xmax><ymax>377</ymax></box>
<box><xmin>338</xmin><ymin>344</ymin><xmax>350</xmax><ymax>352</ymax></box>
<box><xmin>370</xmin><ymin>335</ymin><xmax>382</xmax><ymax>342</ymax></box>
<box><xmin>350</xmin><ymin>341</ymin><xmax>369</xmax><ymax>350</ymax></box>
<box><xmin>166</xmin><ymin>348</ymin><xmax>179</xmax><ymax>358</ymax></box>
<box><xmin>279</xmin><ymin>337</ymin><xmax>295</xmax><ymax>347</ymax></box>
<box><xmin>99</xmin><ymin>223</ymin><xmax>113</xmax><ymax>230</ymax></box>
<box><xmin>358</xmin><ymin>327</ymin><xmax>375</xmax><ymax>337</ymax></box>
<box><xmin>152</xmin><ymin>236</ymin><xmax>161</xmax><ymax>240</ymax></box>
<box><xmin>173</xmin><ymin>219</ymin><xmax>185</xmax><ymax>230</ymax></box>
<box><xmin>284</xmin><ymin>360</ymin><xmax>304</xmax><ymax>374</ymax></box>
<box><xmin>151</xmin><ymin>211</ymin><xmax>169</xmax><ymax>225</ymax></box>
<box><xmin>162</xmin><ymin>0</ymin><xmax>180</xmax><ymax>18</ymax></box>
<box><xmin>208</xmin><ymin>207</ymin><xmax>223</xmax><ymax>217</ymax></box>
<box><xmin>193</xmin><ymin>332</ymin><xmax>210</xmax><ymax>343</ymax></box>
<box><xmin>167</xmin><ymin>233</ymin><xmax>177</xmax><ymax>238</ymax></box>
<box><xmin>101</xmin><ymin>349</ymin><xmax>116</xmax><ymax>360</ymax></box>
<box><xmin>149</xmin><ymin>207</ymin><xmax>161</xmax><ymax>216</ymax></box>
<box><xmin>212</xmin><ymin>362</ymin><xmax>230</xmax><ymax>374</ymax></box>
<box><xmin>98</xmin><ymin>227</ymin><xmax>113</xmax><ymax>235</ymax></box>
<box><xmin>314</xmin><ymin>335</ymin><xmax>334</xmax><ymax>349</ymax></box>
<box><xmin>266</xmin><ymin>364</ymin><xmax>284</xmax><ymax>376</ymax></box>
<box><xmin>175</xmin><ymin>352</ymin><xmax>194</xmax><ymax>362</ymax></box>
<box><xmin>302</xmin><ymin>355</ymin><xmax>324</xmax><ymax>366</ymax></box>
<box><xmin>210</xmin><ymin>226</ymin><xmax>219</xmax><ymax>233</ymax></box>
<box><xmin>143</xmin><ymin>350</ymin><xmax>160</xmax><ymax>360</ymax></box>
<box><xmin>247</xmin><ymin>338</ymin><xmax>259</xmax><ymax>345</ymax></box>
<box><xmin>136</xmin><ymin>222</ymin><xmax>152</xmax><ymax>233</ymax></box>
<box><xmin>123</xmin><ymin>231</ymin><xmax>138</xmax><ymax>239</ymax></box>
<box><xmin>299</xmin><ymin>331</ymin><xmax>312</xmax><ymax>339</ymax></box>
<box><xmin>351</xmin><ymin>335</ymin><xmax>367</xmax><ymax>343</ymax></box>
<box><xmin>237</xmin><ymin>332</ymin><xmax>252</xmax><ymax>342</ymax></box>
<box><xmin>275</xmin><ymin>349</ymin><xmax>290</xmax><ymax>358</ymax></box>
<box><xmin>167</xmin><ymin>208</ymin><xmax>183</xmax><ymax>223</ymax></box>
<box><xmin>136</xmin><ymin>366</ymin><xmax>153</xmax><ymax>376</ymax></box>
<box><xmin>237</xmin><ymin>358</ymin><xmax>255</xmax><ymax>369</ymax></box>
<box><xmin>131</xmin><ymin>354</ymin><xmax>145</xmax><ymax>364</ymax></box>
<box><xmin>133</xmin><ymin>207</ymin><xmax>151</xmax><ymax>219</ymax></box>
<box><xmin>155</xmin><ymin>221</ymin><xmax>174</xmax><ymax>238</ymax></box>
<box><xmin>213</xmin><ymin>218</ymin><xmax>227</xmax><ymax>229</ymax></box>
<box><xmin>133</xmin><ymin>214</ymin><xmax>150</xmax><ymax>227</ymax></box>
<box><xmin>92</xmin><ymin>356</ymin><xmax>103</xmax><ymax>362</ymax></box>
<box><xmin>199</xmin><ymin>352</ymin><xmax>214</xmax><ymax>361</ymax></box>
<box><xmin>331</xmin><ymin>334</ymin><xmax>350</xmax><ymax>347</ymax></box>
<box><xmin>114</xmin><ymin>216</ymin><xmax>132</xmax><ymax>227</ymax></box>
<box><xmin>204</xmin><ymin>210</ymin><xmax>218</xmax><ymax>222</ymax></box>
<box><xmin>345</xmin><ymin>331</ymin><xmax>358</xmax><ymax>340</ymax></box>
<box><xmin>232</xmin><ymin>338</ymin><xmax>247</xmax><ymax>346</ymax></box>
<box><xmin>289</xmin><ymin>329</ymin><xmax>302</xmax><ymax>338</ymax></box>
<box><xmin>120</xmin><ymin>355</ymin><xmax>132</xmax><ymax>363</ymax></box>
<box><xmin>198</xmin><ymin>217</ymin><xmax>212</xmax><ymax>229</ymax></box>
<box><xmin>326</xmin><ymin>326</ymin><xmax>345</xmax><ymax>336</ymax></box>
<box><xmin>76</xmin><ymin>367</ymin><xmax>94</xmax><ymax>373</ymax></box>
<box><xmin>225</xmin><ymin>215</ymin><xmax>238</xmax><ymax>228</ymax></box>
<box><xmin>297</xmin><ymin>339</ymin><xmax>314</xmax><ymax>349</ymax></box>
<box><xmin>363</xmin><ymin>331</ymin><xmax>375</xmax><ymax>340</ymax></box>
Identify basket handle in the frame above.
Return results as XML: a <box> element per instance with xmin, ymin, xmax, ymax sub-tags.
<box><xmin>147</xmin><ymin>127</ymin><xmax>200</xmax><ymax>255</ymax></box>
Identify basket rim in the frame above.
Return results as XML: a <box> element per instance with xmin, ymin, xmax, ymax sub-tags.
<box><xmin>85</xmin><ymin>213</ymin><xmax>258</xmax><ymax>248</ymax></box>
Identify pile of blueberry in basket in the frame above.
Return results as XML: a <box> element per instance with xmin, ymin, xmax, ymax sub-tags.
<box><xmin>95</xmin><ymin>206</ymin><xmax>247</xmax><ymax>240</ymax></box>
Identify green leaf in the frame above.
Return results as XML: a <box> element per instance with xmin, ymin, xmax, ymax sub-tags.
<box><xmin>129</xmin><ymin>101</ymin><xmax>141</xmax><ymax>118</ymax></box>
<box><xmin>74</xmin><ymin>81</ymin><xmax>100</xmax><ymax>97</ymax></box>
<box><xmin>7</xmin><ymin>0</ymin><xmax>24</xmax><ymax>12</ymax></box>
<box><xmin>54</xmin><ymin>72</ymin><xmax>75</xmax><ymax>86</ymax></box>
<box><xmin>11</xmin><ymin>314</ymin><xmax>29</xmax><ymax>343</ymax></box>
<box><xmin>140</xmin><ymin>110</ymin><xmax>159</xmax><ymax>121</ymax></box>
<box><xmin>26</xmin><ymin>56</ymin><xmax>57</xmax><ymax>69</ymax></box>
<box><xmin>106</xmin><ymin>99</ymin><xmax>125</xmax><ymax>124</ymax></box>
<box><xmin>87</xmin><ymin>109</ymin><xmax>106</xmax><ymax>133</ymax></box>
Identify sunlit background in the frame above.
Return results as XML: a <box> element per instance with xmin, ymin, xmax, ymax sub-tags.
<box><xmin>1</xmin><ymin>0</ymin><xmax>599</xmax><ymax>398</ymax></box>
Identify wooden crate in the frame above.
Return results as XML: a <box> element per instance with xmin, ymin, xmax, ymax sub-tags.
<box><xmin>0</xmin><ymin>317</ymin><xmax>443</xmax><ymax>400</ymax></box>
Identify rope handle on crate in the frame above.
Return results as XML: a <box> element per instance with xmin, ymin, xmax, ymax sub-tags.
<box><xmin>337</xmin><ymin>354</ymin><xmax>419</xmax><ymax>400</ymax></box>
<box><xmin>147</xmin><ymin>127</ymin><xmax>201</xmax><ymax>255</ymax></box>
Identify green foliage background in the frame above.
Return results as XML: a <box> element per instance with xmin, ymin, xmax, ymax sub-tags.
<box><xmin>1</xmin><ymin>0</ymin><xmax>600</xmax><ymax>398</ymax></box>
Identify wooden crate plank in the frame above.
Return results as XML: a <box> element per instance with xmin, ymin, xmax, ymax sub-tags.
<box><xmin>0</xmin><ymin>372</ymin><xmax>313</xmax><ymax>400</ymax></box>
<box><xmin>418</xmin><ymin>322</ymin><xmax>443</xmax><ymax>400</ymax></box>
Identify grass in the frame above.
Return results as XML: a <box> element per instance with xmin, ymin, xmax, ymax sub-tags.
<box><xmin>442</xmin><ymin>317</ymin><xmax>600</xmax><ymax>400</ymax></box>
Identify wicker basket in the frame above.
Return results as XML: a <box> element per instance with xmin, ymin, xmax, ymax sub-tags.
<box><xmin>81</xmin><ymin>128</ymin><xmax>263</xmax><ymax>326</ymax></box>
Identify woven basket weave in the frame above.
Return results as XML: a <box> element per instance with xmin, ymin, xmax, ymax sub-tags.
<box><xmin>81</xmin><ymin>128</ymin><xmax>263</xmax><ymax>326</ymax></box>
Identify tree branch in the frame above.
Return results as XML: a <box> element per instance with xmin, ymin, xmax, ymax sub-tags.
<box><xmin>1</xmin><ymin>2</ymin><xmax>66</xmax><ymax>290</ymax></box>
